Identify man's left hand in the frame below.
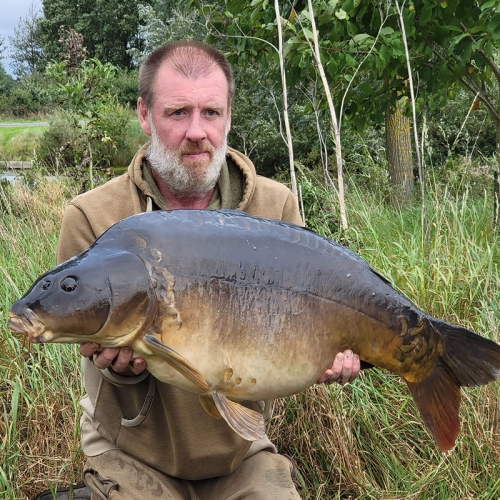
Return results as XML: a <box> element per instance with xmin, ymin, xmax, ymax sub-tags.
<box><xmin>317</xmin><ymin>350</ymin><xmax>360</xmax><ymax>386</ymax></box>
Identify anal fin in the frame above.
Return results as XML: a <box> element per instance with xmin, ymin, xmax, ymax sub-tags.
<box><xmin>144</xmin><ymin>334</ymin><xmax>209</xmax><ymax>392</ymax></box>
<box><xmin>212</xmin><ymin>391</ymin><xmax>265</xmax><ymax>441</ymax></box>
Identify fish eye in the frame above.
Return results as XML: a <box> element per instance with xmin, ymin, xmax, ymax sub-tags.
<box><xmin>61</xmin><ymin>276</ymin><xmax>78</xmax><ymax>292</ymax></box>
<box><xmin>41</xmin><ymin>280</ymin><xmax>51</xmax><ymax>290</ymax></box>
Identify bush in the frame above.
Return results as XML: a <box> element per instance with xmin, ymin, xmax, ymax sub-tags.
<box><xmin>113</xmin><ymin>70</ymin><xmax>140</xmax><ymax>108</ymax></box>
<box><xmin>0</xmin><ymin>73</ymin><xmax>54</xmax><ymax>118</ymax></box>
<box><xmin>427</xmin><ymin>88</ymin><xmax>495</xmax><ymax>165</ymax></box>
<box><xmin>37</xmin><ymin>112</ymin><xmax>82</xmax><ymax>170</ymax></box>
<box><xmin>38</xmin><ymin>106</ymin><xmax>142</xmax><ymax>185</ymax></box>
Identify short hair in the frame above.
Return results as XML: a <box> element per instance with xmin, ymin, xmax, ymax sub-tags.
<box><xmin>138</xmin><ymin>40</ymin><xmax>235</xmax><ymax>109</ymax></box>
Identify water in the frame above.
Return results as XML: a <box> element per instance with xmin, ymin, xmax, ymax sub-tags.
<box><xmin>0</xmin><ymin>171</ymin><xmax>22</xmax><ymax>184</ymax></box>
<box><xmin>0</xmin><ymin>170</ymin><xmax>58</xmax><ymax>184</ymax></box>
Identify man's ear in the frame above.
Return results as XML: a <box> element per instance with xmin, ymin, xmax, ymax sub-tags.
<box><xmin>137</xmin><ymin>97</ymin><xmax>152</xmax><ymax>137</ymax></box>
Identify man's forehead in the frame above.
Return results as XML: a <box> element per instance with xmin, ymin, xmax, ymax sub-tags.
<box><xmin>155</xmin><ymin>62</ymin><xmax>228</xmax><ymax>95</ymax></box>
<box><xmin>153</xmin><ymin>64</ymin><xmax>230</xmax><ymax>108</ymax></box>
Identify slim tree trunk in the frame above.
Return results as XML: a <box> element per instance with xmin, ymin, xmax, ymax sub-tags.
<box><xmin>274</xmin><ymin>0</ymin><xmax>297</xmax><ymax>198</ymax></box>
<box><xmin>385</xmin><ymin>102</ymin><xmax>414</xmax><ymax>207</ymax></box>
<box><xmin>307</xmin><ymin>0</ymin><xmax>348</xmax><ymax>230</ymax></box>
<box><xmin>494</xmin><ymin>119</ymin><xmax>500</xmax><ymax>229</ymax></box>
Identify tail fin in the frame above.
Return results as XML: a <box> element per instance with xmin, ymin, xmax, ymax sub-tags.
<box><xmin>407</xmin><ymin>320</ymin><xmax>500</xmax><ymax>452</ymax></box>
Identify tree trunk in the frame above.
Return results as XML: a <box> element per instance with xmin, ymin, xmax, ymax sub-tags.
<box><xmin>385</xmin><ymin>102</ymin><xmax>414</xmax><ymax>208</ymax></box>
<box><xmin>494</xmin><ymin>119</ymin><xmax>500</xmax><ymax>229</ymax></box>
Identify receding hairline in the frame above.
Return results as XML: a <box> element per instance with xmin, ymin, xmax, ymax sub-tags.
<box><xmin>159</xmin><ymin>59</ymin><xmax>230</xmax><ymax>97</ymax></box>
<box><xmin>139</xmin><ymin>42</ymin><xmax>235</xmax><ymax>109</ymax></box>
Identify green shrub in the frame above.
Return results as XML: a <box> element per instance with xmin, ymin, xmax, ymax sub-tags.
<box><xmin>113</xmin><ymin>70</ymin><xmax>139</xmax><ymax>108</ymax></box>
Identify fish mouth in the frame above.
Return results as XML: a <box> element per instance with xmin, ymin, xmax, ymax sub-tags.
<box><xmin>8</xmin><ymin>309</ymin><xmax>49</xmax><ymax>343</ymax></box>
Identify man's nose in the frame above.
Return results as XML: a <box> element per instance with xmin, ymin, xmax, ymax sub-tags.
<box><xmin>185</xmin><ymin>113</ymin><xmax>207</xmax><ymax>142</ymax></box>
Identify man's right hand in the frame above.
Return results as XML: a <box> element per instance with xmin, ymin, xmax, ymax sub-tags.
<box><xmin>80</xmin><ymin>343</ymin><xmax>147</xmax><ymax>376</ymax></box>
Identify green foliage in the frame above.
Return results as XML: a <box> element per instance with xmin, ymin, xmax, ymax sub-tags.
<box><xmin>128</xmin><ymin>1</ymin><xmax>209</xmax><ymax>66</ymax></box>
<box><xmin>427</xmin><ymin>88</ymin><xmax>495</xmax><ymax>164</ymax></box>
<box><xmin>39</xmin><ymin>0</ymin><xmax>155</xmax><ymax>69</ymax></box>
<box><xmin>38</xmin><ymin>106</ymin><xmax>134</xmax><ymax>180</ymax></box>
<box><xmin>46</xmin><ymin>58</ymin><xmax>118</xmax><ymax>113</ymax></box>
<box><xmin>218</xmin><ymin>0</ymin><xmax>500</xmax><ymax>144</ymax></box>
<box><xmin>298</xmin><ymin>169</ymin><xmax>342</xmax><ymax>237</ymax></box>
<box><xmin>41</xmin><ymin>58</ymin><xmax>132</xmax><ymax>186</ymax></box>
<box><xmin>0</xmin><ymin>66</ymin><xmax>15</xmax><ymax>94</ymax></box>
<box><xmin>113</xmin><ymin>69</ymin><xmax>140</xmax><ymax>108</ymax></box>
<box><xmin>0</xmin><ymin>73</ymin><xmax>55</xmax><ymax>118</ymax></box>
<box><xmin>1</xmin><ymin>86</ymin><xmax>42</xmax><ymax>118</ymax></box>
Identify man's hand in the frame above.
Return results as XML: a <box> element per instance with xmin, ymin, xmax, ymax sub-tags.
<box><xmin>317</xmin><ymin>350</ymin><xmax>360</xmax><ymax>386</ymax></box>
<box><xmin>80</xmin><ymin>343</ymin><xmax>147</xmax><ymax>376</ymax></box>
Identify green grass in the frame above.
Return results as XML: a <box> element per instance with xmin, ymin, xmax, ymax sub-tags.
<box><xmin>269</xmin><ymin>177</ymin><xmax>500</xmax><ymax>499</ymax></box>
<box><xmin>0</xmin><ymin>127</ymin><xmax>46</xmax><ymax>162</ymax></box>
<box><xmin>1</xmin><ymin>170</ymin><xmax>499</xmax><ymax>499</ymax></box>
<box><xmin>0</xmin><ymin>176</ymin><xmax>85</xmax><ymax>497</ymax></box>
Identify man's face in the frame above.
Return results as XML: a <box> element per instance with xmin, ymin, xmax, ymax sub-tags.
<box><xmin>138</xmin><ymin>63</ymin><xmax>231</xmax><ymax>195</ymax></box>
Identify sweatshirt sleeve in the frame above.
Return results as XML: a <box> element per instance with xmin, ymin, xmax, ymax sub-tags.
<box><xmin>57</xmin><ymin>202</ymin><xmax>149</xmax><ymax>386</ymax></box>
<box><xmin>56</xmin><ymin>202</ymin><xmax>98</xmax><ymax>264</ymax></box>
<box><xmin>282</xmin><ymin>191</ymin><xmax>304</xmax><ymax>227</ymax></box>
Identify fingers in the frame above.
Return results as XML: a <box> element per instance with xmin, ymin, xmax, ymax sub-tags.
<box><xmin>130</xmin><ymin>357</ymin><xmax>147</xmax><ymax>375</ymax></box>
<box><xmin>79</xmin><ymin>342</ymin><xmax>147</xmax><ymax>376</ymax></box>
<box><xmin>317</xmin><ymin>350</ymin><xmax>361</xmax><ymax>386</ymax></box>
<box><xmin>351</xmin><ymin>352</ymin><xmax>361</xmax><ymax>381</ymax></box>
<box><xmin>80</xmin><ymin>342</ymin><xmax>100</xmax><ymax>358</ymax></box>
<box><xmin>92</xmin><ymin>347</ymin><xmax>121</xmax><ymax>370</ymax></box>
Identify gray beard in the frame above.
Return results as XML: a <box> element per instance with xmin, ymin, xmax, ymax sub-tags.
<box><xmin>146</xmin><ymin>121</ymin><xmax>228</xmax><ymax>198</ymax></box>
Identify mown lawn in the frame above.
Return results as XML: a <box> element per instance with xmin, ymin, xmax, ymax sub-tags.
<box><xmin>0</xmin><ymin>126</ymin><xmax>46</xmax><ymax>162</ymax></box>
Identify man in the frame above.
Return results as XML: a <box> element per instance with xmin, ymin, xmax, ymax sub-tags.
<box><xmin>55</xmin><ymin>40</ymin><xmax>360</xmax><ymax>498</ymax></box>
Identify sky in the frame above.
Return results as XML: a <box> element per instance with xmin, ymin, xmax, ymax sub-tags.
<box><xmin>1</xmin><ymin>0</ymin><xmax>43</xmax><ymax>75</ymax></box>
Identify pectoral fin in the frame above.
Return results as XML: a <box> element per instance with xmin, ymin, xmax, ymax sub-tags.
<box><xmin>212</xmin><ymin>391</ymin><xmax>265</xmax><ymax>441</ymax></box>
<box><xmin>144</xmin><ymin>334</ymin><xmax>209</xmax><ymax>392</ymax></box>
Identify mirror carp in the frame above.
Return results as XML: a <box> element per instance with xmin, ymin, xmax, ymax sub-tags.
<box><xmin>8</xmin><ymin>209</ymin><xmax>500</xmax><ymax>451</ymax></box>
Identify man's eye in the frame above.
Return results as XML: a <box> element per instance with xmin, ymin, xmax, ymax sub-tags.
<box><xmin>206</xmin><ymin>110</ymin><xmax>218</xmax><ymax>116</ymax></box>
<box><xmin>172</xmin><ymin>110</ymin><xmax>183</xmax><ymax>116</ymax></box>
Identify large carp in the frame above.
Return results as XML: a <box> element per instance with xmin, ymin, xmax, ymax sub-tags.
<box><xmin>8</xmin><ymin>210</ymin><xmax>500</xmax><ymax>451</ymax></box>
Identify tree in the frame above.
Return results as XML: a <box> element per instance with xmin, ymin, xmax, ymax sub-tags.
<box><xmin>9</xmin><ymin>3</ymin><xmax>45</xmax><ymax>77</ymax></box>
<box><xmin>216</xmin><ymin>0</ymin><xmax>500</xmax><ymax>217</ymax></box>
<box><xmin>408</xmin><ymin>0</ymin><xmax>500</xmax><ymax>226</ymax></box>
<box><xmin>211</xmin><ymin>0</ymin><xmax>400</xmax><ymax>224</ymax></box>
<box><xmin>43</xmin><ymin>28</ymin><xmax>130</xmax><ymax>188</ymax></box>
<box><xmin>39</xmin><ymin>0</ymin><xmax>154</xmax><ymax>69</ymax></box>
<box><xmin>128</xmin><ymin>1</ymin><xmax>210</xmax><ymax>66</ymax></box>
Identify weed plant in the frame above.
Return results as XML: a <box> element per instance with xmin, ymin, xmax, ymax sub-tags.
<box><xmin>0</xmin><ymin>169</ymin><xmax>499</xmax><ymax>499</ymax></box>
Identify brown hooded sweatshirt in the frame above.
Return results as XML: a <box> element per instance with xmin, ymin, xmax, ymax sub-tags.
<box><xmin>56</xmin><ymin>144</ymin><xmax>303</xmax><ymax>480</ymax></box>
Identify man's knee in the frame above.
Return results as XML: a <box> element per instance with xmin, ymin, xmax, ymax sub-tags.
<box><xmin>83</xmin><ymin>451</ymin><xmax>196</xmax><ymax>500</ymax></box>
